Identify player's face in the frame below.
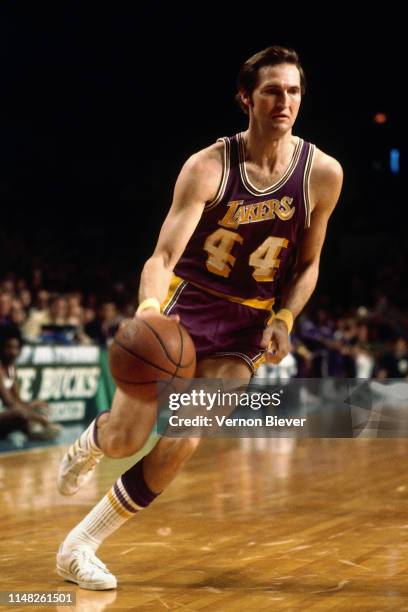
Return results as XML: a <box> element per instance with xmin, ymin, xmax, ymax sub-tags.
<box><xmin>247</xmin><ymin>63</ymin><xmax>302</xmax><ymax>132</ymax></box>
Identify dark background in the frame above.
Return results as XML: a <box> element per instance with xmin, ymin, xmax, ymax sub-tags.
<box><xmin>0</xmin><ymin>3</ymin><xmax>404</xmax><ymax>309</ymax></box>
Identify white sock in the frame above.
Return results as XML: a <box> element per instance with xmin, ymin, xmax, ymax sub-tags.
<box><xmin>62</xmin><ymin>477</ymin><xmax>143</xmax><ymax>553</ymax></box>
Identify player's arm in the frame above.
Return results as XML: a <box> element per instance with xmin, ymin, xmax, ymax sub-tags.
<box><xmin>0</xmin><ymin>372</ymin><xmax>48</xmax><ymax>425</ymax></box>
<box><xmin>0</xmin><ymin>373</ymin><xmax>21</xmax><ymax>409</ymax></box>
<box><xmin>9</xmin><ymin>377</ymin><xmax>49</xmax><ymax>414</ymax></box>
<box><xmin>0</xmin><ymin>369</ymin><xmax>28</xmax><ymax>410</ymax></box>
<box><xmin>262</xmin><ymin>152</ymin><xmax>343</xmax><ymax>363</ymax></box>
<box><xmin>6</xmin><ymin>376</ymin><xmax>50</xmax><ymax>420</ymax></box>
<box><xmin>137</xmin><ymin>145</ymin><xmax>223</xmax><ymax>313</ymax></box>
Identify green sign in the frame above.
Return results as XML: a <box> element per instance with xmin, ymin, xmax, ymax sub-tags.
<box><xmin>16</xmin><ymin>345</ymin><xmax>103</xmax><ymax>422</ymax></box>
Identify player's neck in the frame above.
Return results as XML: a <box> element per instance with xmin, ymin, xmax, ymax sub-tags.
<box><xmin>242</xmin><ymin>127</ymin><xmax>294</xmax><ymax>171</ymax></box>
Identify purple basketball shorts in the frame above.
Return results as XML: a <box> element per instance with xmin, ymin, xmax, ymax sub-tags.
<box><xmin>162</xmin><ymin>276</ymin><xmax>271</xmax><ymax>373</ymax></box>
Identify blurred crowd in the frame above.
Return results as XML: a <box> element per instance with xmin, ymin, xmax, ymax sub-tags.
<box><xmin>0</xmin><ymin>271</ymin><xmax>134</xmax><ymax>347</ymax></box>
<box><xmin>0</xmin><ymin>269</ymin><xmax>407</xmax><ymax>380</ymax></box>
<box><xmin>314</xmin><ymin>311</ymin><xmax>405</xmax><ymax>378</ymax></box>
<box><xmin>258</xmin><ymin>298</ymin><xmax>408</xmax><ymax>381</ymax></box>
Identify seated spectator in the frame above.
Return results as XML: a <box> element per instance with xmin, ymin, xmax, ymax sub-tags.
<box><xmin>0</xmin><ymin>326</ymin><xmax>61</xmax><ymax>440</ymax></box>
<box><xmin>33</xmin><ymin>289</ymin><xmax>50</xmax><ymax>313</ymax></box>
<box><xmin>66</xmin><ymin>296</ymin><xmax>92</xmax><ymax>345</ymax></box>
<box><xmin>0</xmin><ymin>293</ymin><xmax>13</xmax><ymax>327</ymax></box>
<box><xmin>23</xmin><ymin>293</ymin><xmax>67</xmax><ymax>342</ymax></box>
<box><xmin>377</xmin><ymin>337</ymin><xmax>408</xmax><ymax>379</ymax></box>
<box><xmin>10</xmin><ymin>300</ymin><xmax>27</xmax><ymax>328</ymax></box>
<box><xmin>19</xmin><ymin>288</ymin><xmax>32</xmax><ymax>311</ymax></box>
<box><xmin>66</xmin><ymin>294</ymin><xmax>83</xmax><ymax>326</ymax></box>
<box><xmin>84</xmin><ymin>301</ymin><xmax>122</xmax><ymax>345</ymax></box>
<box><xmin>0</xmin><ymin>279</ymin><xmax>15</xmax><ymax>294</ymax></box>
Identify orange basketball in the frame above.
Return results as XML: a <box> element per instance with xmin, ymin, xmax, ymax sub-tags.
<box><xmin>109</xmin><ymin>313</ymin><xmax>196</xmax><ymax>400</ymax></box>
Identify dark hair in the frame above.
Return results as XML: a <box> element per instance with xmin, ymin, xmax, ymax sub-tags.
<box><xmin>235</xmin><ymin>45</ymin><xmax>306</xmax><ymax>114</ymax></box>
<box><xmin>0</xmin><ymin>325</ymin><xmax>23</xmax><ymax>351</ymax></box>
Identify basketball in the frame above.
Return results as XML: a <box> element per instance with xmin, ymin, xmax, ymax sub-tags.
<box><xmin>109</xmin><ymin>313</ymin><xmax>196</xmax><ymax>399</ymax></box>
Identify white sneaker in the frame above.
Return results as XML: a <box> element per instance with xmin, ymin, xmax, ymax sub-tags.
<box><xmin>57</xmin><ymin>422</ymin><xmax>103</xmax><ymax>496</ymax></box>
<box><xmin>57</xmin><ymin>446</ymin><xmax>102</xmax><ymax>496</ymax></box>
<box><xmin>56</xmin><ymin>545</ymin><xmax>117</xmax><ymax>590</ymax></box>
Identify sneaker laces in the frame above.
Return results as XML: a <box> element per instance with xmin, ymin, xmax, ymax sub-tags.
<box><xmin>73</xmin><ymin>549</ymin><xmax>110</xmax><ymax>577</ymax></box>
<box><xmin>67</xmin><ymin>446</ymin><xmax>101</xmax><ymax>473</ymax></box>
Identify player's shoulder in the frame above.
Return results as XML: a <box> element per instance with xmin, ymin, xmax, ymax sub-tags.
<box><xmin>175</xmin><ymin>140</ymin><xmax>225</xmax><ymax>204</ymax></box>
<box><xmin>310</xmin><ymin>147</ymin><xmax>343</xmax><ymax>185</ymax></box>
<box><xmin>177</xmin><ymin>140</ymin><xmax>224</xmax><ymax>202</ymax></box>
<box><xmin>308</xmin><ymin>147</ymin><xmax>343</xmax><ymax>213</ymax></box>
<box><xmin>183</xmin><ymin>140</ymin><xmax>224</xmax><ymax>177</ymax></box>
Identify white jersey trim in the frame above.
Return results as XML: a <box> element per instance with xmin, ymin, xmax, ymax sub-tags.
<box><xmin>213</xmin><ymin>350</ymin><xmax>263</xmax><ymax>374</ymax></box>
<box><xmin>303</xmin><ymin>144</ymin><xmax>315</xmax><ymax>228</ymax></box>
<box><xmin>162</xmin><ymin>281</ymin><xmax>189</xmax><ymax>315</ymax></box>
<box><xmin>238</xmin><ymin>133</ymin><xmax>304</xmax><ymax>196</ymax></box>
<box><xmin>204</xmin><ymin>137</ymin><xmax>231</xmax><ymax>212</ymax></box>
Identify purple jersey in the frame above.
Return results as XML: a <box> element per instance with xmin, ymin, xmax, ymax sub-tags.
<box><xmin>175</xmin><ymin>133</ymin><xmax>315</xmax><ymax>308</ymax></box>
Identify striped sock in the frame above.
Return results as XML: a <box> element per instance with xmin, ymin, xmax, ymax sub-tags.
<box><xmin>62</xmin><ymin>459</ymin><xmax>158</xmax><ymax>552</ymax></box>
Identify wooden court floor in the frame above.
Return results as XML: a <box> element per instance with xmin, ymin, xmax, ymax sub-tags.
<box><xmin>1</xmin><ymin>437</ymin><xmax>408</xmax><ymax>611</ymax></box>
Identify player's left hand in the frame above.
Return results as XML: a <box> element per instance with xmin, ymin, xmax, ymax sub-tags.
<box><xmin>261</xmin><ymin>319</ymin><xmax>290</xmax><ymax>364</ymax></box>
<box><xmin>30</xmin><ymin>400</ymin><xmax>50</xmax><ymax>416</ymax></box>
<box><xmin>136</xmin><ymin>309</ymin><xmax>180</xmax><ymax>324</ymax></box>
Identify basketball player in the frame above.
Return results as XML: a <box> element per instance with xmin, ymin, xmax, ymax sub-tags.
<box><xmin>56</xmin><ymin>45</ymin><xmax>343</xmax><ymax>589</ymax></box>
<box><xmin>0</xmin><ymin>326</ymin><xmax>61</xmax><ymax>440</ymax></box>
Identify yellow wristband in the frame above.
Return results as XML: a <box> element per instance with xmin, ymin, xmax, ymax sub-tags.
<box><xmin>136</xmin><ymin>297</ymin><xmax>161</xmax><ymax>315</ymax></box>
<box><xmin>274</xmin><ymin>308</ymin><xmax>294</xmax><ymax>334</ymax></box>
